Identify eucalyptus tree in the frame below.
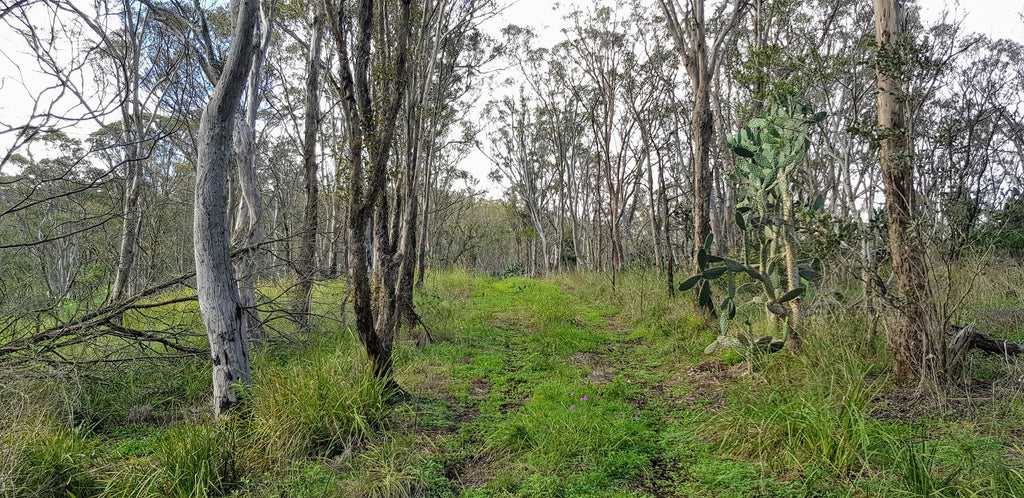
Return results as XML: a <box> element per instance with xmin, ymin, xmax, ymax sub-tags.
<box><xmin>622</xmin><ymin>6</ymin><xmax>684</xmax><ymax>287</ymax></box>
<box><xmin>917</xmin><ymin>37</ymin><xmax>1024</xmax><ymax>261</ymax></box>
<box><xmin>484</xmin><ymin>89</ymin><xmax>555</xmax><ymax>274</ymax></box>
<box><xmin>228</xmin><ymin>0</ymin><xmax>275</xmax><ymax>342</ymax></box>
<box><xmin>55</xmin><ymin>0</ymin><xmax>172</xmax><ymax>303</ymax></box>
<box><xmin>659</xmin><ymin>0</ymin><xmax>748</xmax><ymax>257</ymax></box>
<box><xmin>293</xmin><ymin>4</ymin><xmax>324</xmax><ymax>329</ymax></box>
<box><xmin>502</xmin><ymin>25</ymin><xmax>590</xmax><ymax>272</ymax></box>
<box><xmin>324</xmin><ymin>0</ymin><xmax>413</xmax><ymax>384</ymax></box>
<box><xmin>411</xmin><ymin>0</ymin><xmax>499</xmax><ymax>286</ymax></box>
<box><xmin>402</xmin><ymin>0</ymin><xmax>495</xmax><ymax>309</ymax></box>
<box><xmin>874</xmin><ymin>0</ymin><xmax>944</xmax><ymax>387</ymax></box>
<box><xmin>565</xmin><ymin>2</ymin><xmax>646</xmax><ymax>283</ymax></box>
<box><xmin>192</xmin><ymin>0</ymin><xmax>260</xmax><ymax>416</ymax></box>
<box><xmin>660</xmin><ymin>0</ymin><xmax>748</xmax><ymax>314</ymax></box>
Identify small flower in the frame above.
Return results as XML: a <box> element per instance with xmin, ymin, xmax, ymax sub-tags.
<box><xmin>581</xmin><ymin>395</ymin><xmax>588</xmax><ymax>402</ymax></box>
<box><xmin>569</xmin><ymin>404</ymin><xmax>575</xmax><ymax>410</ymax></box>
<box><xmin>571</xmin><ymin>392</ymin><xmax>575</xmax><ymax>396</ymax></box>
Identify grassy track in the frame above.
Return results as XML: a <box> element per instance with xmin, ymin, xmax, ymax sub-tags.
<box><xmin>2</xmin><ymin>269</ymin><xmax>1023</xmax><ymax>496</ymax></box>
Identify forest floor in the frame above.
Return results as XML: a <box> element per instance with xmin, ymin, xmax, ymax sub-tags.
<box><xmin>3</xmin><ymin>269</ymin><xmax>1024</xmax><ymax>496</ymax></box>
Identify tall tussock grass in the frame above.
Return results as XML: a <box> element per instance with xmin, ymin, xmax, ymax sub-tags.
<box><xmin>247</xmin><ymin>346</ymin><xmax>392</xmax><ymax>465</ymax></box>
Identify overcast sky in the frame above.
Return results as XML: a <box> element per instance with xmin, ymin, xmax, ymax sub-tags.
<box><xmin>1</xmin><ymin>0</ymin><xmax>1022</xmax><ymax>181</ymax></box>
<box><xmin>461</xmin><ymin>0</ymin><xmax>1024</xmax><ymax>194</ymax></box>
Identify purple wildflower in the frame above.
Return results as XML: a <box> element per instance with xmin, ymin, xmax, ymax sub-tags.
<box><xmin>581</xmin><ymin>395</ymin><xmax>588</xmax><ymax>402</ymax></box>
<box><xmin>570</xmin><ymin>404</ymin><xmax>575</xmax><ymax>410</ymax></box>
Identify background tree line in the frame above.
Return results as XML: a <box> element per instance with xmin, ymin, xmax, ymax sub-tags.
<box><xmin>2</xmin><ymin>0</ymin><xmax>1024</xmax><ymax>415</ymax></box>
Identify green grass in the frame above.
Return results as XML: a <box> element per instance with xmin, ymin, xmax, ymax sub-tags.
<box><xmin>1</xmin><ymin>268</ymin><xmax>1023</xmax><ymax>496</ymax></box>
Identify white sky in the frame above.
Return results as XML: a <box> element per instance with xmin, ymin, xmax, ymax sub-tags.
<box><xmin>1</xmin><ymin>0</ymin><xmax>1022</xmax><ymax>183</ymax></box>
<box><xmin>459</xmin><ymin>0</ymin><xmax>1024</xmax><ymax>196</ymax></box>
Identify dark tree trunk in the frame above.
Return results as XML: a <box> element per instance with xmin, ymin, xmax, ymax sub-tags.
<box><xmin>875</xmin><ymin>0</ymin><xmax>945</xmax><ymax>387</ymax></box>
<box><xmin>295</xmin><ymin>13</ymin><xmax>324</xmax><ymax>330</ymax></box>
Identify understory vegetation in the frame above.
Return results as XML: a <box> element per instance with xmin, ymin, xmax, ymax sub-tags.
<box><xmin>2</xmin><ymin>268</ymin><xmax>1022</xmax><ymax>497</ymax></box>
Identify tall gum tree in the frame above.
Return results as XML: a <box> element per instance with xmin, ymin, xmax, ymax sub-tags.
<box><xmin>874</xmin><ymin>0</ymin><xmax>945</xmax><ymax>387</ymax></box>
<box><xmin>193</xmin><ymin>0</ymin><xmax>260</xmax><ymax>417</ymax></box>
<box><xmin>659</xmin><ymin>0</ymin><xmax>748</xmax><ymax>313</ymax></box>
<box><xmin>326</xmin><ymin>0</ymin><xmax>412</xmax><ymax>384</ymax></box>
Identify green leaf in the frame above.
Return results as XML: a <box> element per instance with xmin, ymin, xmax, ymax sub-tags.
<box><xmin>719</xmin><ymin>311</ymin><xmax>729</xmax><ymax>335</ymax></box>
<box><xmin>697</xmin><ymin>249</ymin><xmax>708</xmax><ymax>270</ymax></box>
<box><xmin>727</xmin><ymin>299</ymin><xmax>737</xmax><ymax>320</ymax></box>
<box><xmin>743</xmin><ymin>266</ymin><xmax>762</xmax><ymax>281</ymax></box>
<box><xmin>733</xmin><ymin>145</ymin><xmax>755</xmax><ymax>158</ymax></box>
<box><xmin>727</xmin><ymin>272</ymin><xmax>736</xmax><ymax>298</ymax></box>
<box><xmin>737</xmin><ymin>334</ymin><xmax>750</xmax><ymax>348</ymax></box>
<box><xmin>735</xmin><ymin>211</ymin><xmax>746</xmax><ymax>230</ymax></box>
<box><xmin>698</xmin><ymin>280</ymin><xmax>712</xmax><ymax>307</ymax></box>
<box><xmin>678</xmin><ymin>274</ymin><xmax>702</xmax><ymax>292</ymax></box>
<box><xmin>807</xmin><ymin>111</ymin><xmax>828</xmax><ymax>124</ymax></box>
<box><xmin>706</xmin><ymin>254</ymin><xmax>724</xmax><ymax>264</ymax></box>
<box><xmin>724</xmin><ymin>258</ymin><xmax>746</xmax><ymax>272</ymax></box>
<box><xmin>704</xmin><ymin>232</ymin><xmax>714</xmax><ymax>251</ymax></box>
<box><xmin>763</xmin><ymin>168</ymin><xmax>779</xmax><ymax>189</ymax></box>
<box><xmin>779</xmin><ymin>287</ymin><xmax>805</xmax><ymax>303</ymax></box>
<box><xmin>796</xmin><ymin>264</ymin><xmax>821</xmax><ymax>282</ymax></box>
<box><xmin>703</xmin><ymin>266</ymin><xmax>728</xmax><ymax>280</ymax></box>
<box><xmin>812</xmin><ymin>194</ymin><xmax>825</xmax><ymax>212</ymax></box>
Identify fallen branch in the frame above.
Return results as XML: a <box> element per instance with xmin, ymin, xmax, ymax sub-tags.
<box><xmin>948</xmin><ymin>324</ymin><xmax>1024</xmax><ymax>374</ymax></box>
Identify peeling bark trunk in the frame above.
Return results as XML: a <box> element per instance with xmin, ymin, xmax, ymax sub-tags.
<box><xmin>230</xmin><ymin>0</ymin><xmax>274</xmax><ymax>343</ymax></box>
<box><xmin>194</xmin><ymin>0</ymin><xmax>259</xmax><ymax>418</ymax></box>
<box><xmin>875</xmin><ymin>0</ymin><xmax>945</xmax><ymax>387</ymax></box>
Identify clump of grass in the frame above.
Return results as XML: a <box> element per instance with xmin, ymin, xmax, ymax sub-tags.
<box><xmin>248</xmin><ymin>345</ymin><xmax>392</xmax><ymax>466</ymax></box>
<box><xmin>104</xmin><ymin>422</ymin><xmax>244</xmax><ymax>497</ymax></box>
<box><xmin>156</xmin><ymin>423</ymin><xmax>244</xmax><ymax>497</ymax></box>
<box><xmin>0</xmin><ymin>365</ymin><xmax>97</xmax><ymax>497</ymax></box>
<box><xmin>709</xmin><ymin>379</ymin><xmax>886</xmax><ymax>478</ymax></box>
<box><xmin>5</xmin><ymin>423</ymin><xmax>100</xmax><ymax>498</ymax></box>
<box><xmin>338</xmin><ymin>434</ymin><xmax>427</xmax><ymax>498</ymax></box>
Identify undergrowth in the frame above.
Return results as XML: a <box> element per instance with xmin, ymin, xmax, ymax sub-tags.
<box><xmin>0</xmin><ymin>266</ymin><xmax>1022</xmax><ymax>496</ymax></box>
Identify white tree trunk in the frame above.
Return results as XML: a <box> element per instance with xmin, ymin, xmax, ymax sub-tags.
<box><xmin>194</xmin><ymin>0</ymin><xmax>259</xmax><ymax>418</ymax></box>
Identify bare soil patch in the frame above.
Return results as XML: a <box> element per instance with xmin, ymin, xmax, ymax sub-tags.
<box><xmin>571</xmin><ymin>351</ymin><xmax>617</xmax><ymax>385</ymax></box>
<box><xmin>469</xmin><ymin>379</ymin><xmax>491</xmax><ymax>399</ymax></box>
<box><xmin>655</xmin><ymin>358</ymin><xmax>744</xmax><ymax>412</ymax></box>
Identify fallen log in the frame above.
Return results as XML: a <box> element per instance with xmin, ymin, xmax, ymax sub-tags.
<box><xmin>951</xmin><ymin>324</ymin><xmax>1024</xmax><ymax>355</ymax></box>
<box><xmin>948</xmin><ymin>324</ymin><xmax>1024</xmax><ymax>374</ymax></box>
